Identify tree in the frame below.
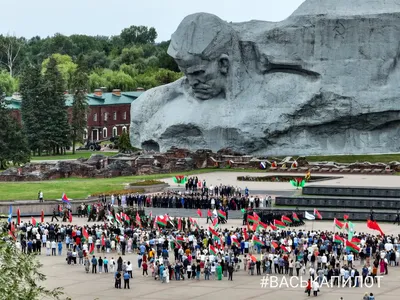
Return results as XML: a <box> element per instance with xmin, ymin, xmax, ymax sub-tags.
<box><xmin>42</xmin><ymin>54</ymin><xmax>77</xmax><ymax>91</ymax></box>
<box><xmin>0</xmin><ymin>71</ymin><xmax>18</xmax><ymax>95</ymax></box>
<box><xmin>0</xmin><ymin>89</ymin><xmax>30</xmax><ymax>169</ymax></box>
<box><xmin>41</xmin><ymin>57</ymin><xmax>70</xmax><ymax>155</ymax></box>
<box><xmin>0</xmin><ymin>34</ymin><xmax>25</xmax><ymax>77</ymax></box>
<box><xmin>120</xmin><ymin>25</ymin><xmax>157</xmax><ymax>45</ymax></box>
<box><xmin>0</xmin><ymin>222</ymin><xmax>65</xmax><ymax>299</ymax></box>
<box><xmin>20</xmin><ymin>64</ymin><xmax>45</xmax><ymax>155</ymax></box>
<box><xmin>71</xmin><ymin>60</ymin><xmax>89</xmax><ymax>154</ymax></box>
<box><xmin>118</xmin><ymin>131</ymin><xmax>133</xmax><ymax>153</ymax></box>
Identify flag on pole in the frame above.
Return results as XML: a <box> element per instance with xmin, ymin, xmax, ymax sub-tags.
<box><xmin>209</xmin><ymin>244</ymin><xmax>217</xmax><ymax>255</ymax></box>
<box><xmin>218</xmin><ymin>209</ymin><xmax>226</xmax><ymax>219</ymax></box>
<box><xmin>271</xmin><ymin>241</ymin><xmax>279</xmax><ymax>249</ymax></box>
<box><xmin>197</xmin><ymin>208</ymin><xmax>203</xmax><ymax>217</ymax></box>
<box><xmin>249</xmin><ymin>254</ymin><xmax>257</xmax><ymax>262</ymax></box>
<box><xmin>253</xmin><ymin>212</ymin><xmax>260</xmax><ymax>220</ymax></box>
<box><xmin>292</xmin><ymin>212</ymin><xmax>300</xmax><ymax>222</ymax></box>
<box><xmin>41</xmin><ymin>210</ymin><xmax>44</xmax><ymax>223</ymax></box>
<box><xmin>274</xmin><ymin>219</ymin><xmax>286</xmax><ymax>229</ymax></box>
<box><xmin>247</xmin><ymin>215</ymin><xmax>258</xmax><ymax>223</ymax></box>
<box><xmin>269</xmin><ymin>223</ymin><xmax>277</xmax><ymax>231</ymax></box>
<box><xmin>156</xmin><ymin>215</ymin><xmax>168</xmax><ymax>227</ymax></box>
<box><xmin>253</xmin><ymin>236</ymin><xmax>264</xmax><ymax>246</ymax></box>
<box><xmin>243</xmin><ymin>228</ymin><xmax>249</xmax><ymax>240</ymax></box>
<box><xmin>62</xmin><ymin>193</ymin><xmax>71</xmax><ymax>205</ymax></box>
<box><xmin>367</xmin><ymin>220</ymin><xmax>385</xmax><ymax>236</ymax></box>
<box><xmin>347</xmin><ymin>221</ymin><xmax>355</xmax><ymax>241</ymax></box>
<box><xmin>334</xmin><ymin>235</ymin><xmax>344</xmax><ymax>243</ymax></box>
<box><xmin>314</xmin><ymin>209</ymin><xmax>322</xmax><ymax>220</ymax></box>
<box><xmin>232</xmin><ymin>237</ymin><xmax>240</xmax><ymax>247</ymax></box>
<box><xmin>281</xmin><ymin>215</ymin><xmax>292</xmax><ymax>225</ymax></box>
<box><xmin>305</xmin><ymin>211</ymin><xmax>316</xmax><ymax>220</ymax></box>
<box><xmin>212</xmin><ymin>217</ymin><xmax>218</xmax><ymax>228</ymax></box>
<box><xmin>89</xmin><ymin>243</ymin><xmax>95</xmax><ymax>255</ymax></box>
<box><xmin>31</xmin><ymin>217</ymin><xmax>37</xmax><ymax>226</ymax></box>
<box><xmin>17</xmin><ymin>208</ymin><xmax>21</xmax><ymax>225</ymax></box>
<box><xmin>345</xmin><ymin>240</ymin><xmax>360</xmax><ymax>253</ymax></box>
<box><xmin>256</xmin><ymin>221</ymin><xmax>268</xmax><ymax>231</ymax></box>
<box><xmin>115</xmin><ymin>213</ymin><xmax>122</xmax><ymax>224</ymax></box>
<box><xmin>7</xmin><ymin>205</ymin><xmax>12</xmax><ymax>223</ymax></box>
<box><xmin>334</xmin><ymin>218</ymin><xmax>344</xmax><ymax>230</ymax></box>
<box><xmin>280</xmin><ymin>245</ymin><xmax>290</xmax><ymax>253</ymax></box>
<box><xmin>208</xmin><ymin>227</ymin><xmax>220</xmax><ymax>240</ymax></box>
<box><xmin>351</xmin><ymin>237</ymin><xmax>361</xmax><ymax>244</ymax></box>
<box><xmin>83</xmin><ymin>227</ymin><xmax>89</xmax><ymax>240</ymax></box>
<box><xmin>343</xmin><ymin>214</ymin><xmax>349</xmax><ymax>221</ymax></box>
<box><xmin>68</xmin><ymin>211</ymin><xmax>72</xmax><ymax>223</ymax></box>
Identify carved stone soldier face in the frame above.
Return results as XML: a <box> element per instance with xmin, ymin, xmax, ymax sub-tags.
<box><xmin>176</xmin><ymin>54</ymin><xmax>230</xmax><ymax>100</ymax></box>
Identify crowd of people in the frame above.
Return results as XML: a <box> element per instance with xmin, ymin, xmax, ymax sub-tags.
<box><xmin>6</xmin><ymin>210</ymin><xmax>396</xmax><ymax>299</ymax></box>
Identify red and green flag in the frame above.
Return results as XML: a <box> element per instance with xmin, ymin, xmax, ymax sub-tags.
<box><xmin>209</xmin><ymin>227</ymin><xmax>220</xmax><ymax>239</ymax></box>
<box><xmin>247</xmin><ymin>215</ymin><xmax>258</xmax><ymax>224</ymax></box>
<box><xmin>256</xmin><ymin>221</ymin><xmax>268</xmax><ymax>231</ymax></box>
<box><xmin>334</xmin><ymin>234</ymin><xmax>344</xmax><ymax>243</ymax></box>
<box><xmin>82</xmin><ymin>227</ymin><xmax>89</xmax><ymax>240</ymax></box>
<box><xmin>232</xmin><ymin>237</ymin><xmax>240</xmax><ymax>247</ymax></box>
<box><xmin>135</xmin><ymin>212</ymin><xmax>141</xmax><ymax>227</ymax></box>
<box><xmin>249</xmin><ymin>254</ymin><xmax>257</xmax><ymax>263</ymax></box>
<box><xmin>271</xmin><ymin>241</ymin><xmax>279</xmax><ymax>249</ymax></box>
<box><xmin>292</xmin><ymin>212</ymin><xmax>300</xmax><ymax>222</ymax></box>
<box><xmin>212</xmin><ymin>217</ymin><xmax>218</xmax><ymax>228</ymax></box>
<box><xmin>274</xmin><ymin>219</ymin><xmax>286</xmax><ymax>229</ymax></box>
<box><xmin>89</xmin><ymin>243</ymin><xmax>95</xmax><ymax>255</ymax></box>
<box><xmin>334</xmin><ymin>218</ymin><xmax>344</xmax><ymax>230</ymax></box>
<box><xmin>197</xmin><ymin>208</ymin><xmax>203</xmax><ymax>217</ymax></box>
<box><xmin>218</xmin><ymin>209</ymin><xmax>226</xmax><ymax>219</ymax></box>
<box><xmin>178</xmin><ymin>218</ymin><xmax>182</xmax><ymax>231</ymax></box>
<box><xmin>209</xmin><ymin>244</ymin><xmax>217</xmax><ymax>255</ymax></box>
<box><xmin>176</xmin><ymin>236</ymin><xmax>184</xmax><ymax>244</ymax></box>
<box><xmin>351</xmin><ymin>237</ymin><xmax>361</xmax><ymax>244</ymax></box>
<box><xmin>269</xmin><ymin>223</ymin><xmax>277</xmax><ymax>231</ymax></box>
<box><xmin>31</xmin><ymin>217</ymin><xmax>37</xmax><ymax>227</ymax></box>
<box><xmin>345</xmin><ymin>240</ymin><xmax>360</xmax><ymax>253</ymax></box>
<box><xmin>281</xmin><ymin>215</ymin><xmax>292</xmax><ymax>225</ymax></box>
<box><xmin>253</xmin><ymin>236</ymin><xmax>264</xmax><ymax>246</ymax></box>
<box><xmin>314</xmin><ymin>209</ymin><xmax>322</xmax><ymax>220</ymax></box>
<box><xmin>156</xmin><ymin>215</ymin><xmax>168</xmax><ymax>227</ymax></box>
<box><xmin>243</xmin><ymin>228</ymin><xmax>249</xmax><ymax>241</ymax></box>
<box><xmin>280</xmin><ymin>245</ymin><xmax>290</xmax><ymax>253</ymax></box>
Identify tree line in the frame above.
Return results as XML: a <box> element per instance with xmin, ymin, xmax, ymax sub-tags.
<box><xmin>0</xmin><ymin>25</ymin><xmax>182</xmax><ymax>95</ymax></box>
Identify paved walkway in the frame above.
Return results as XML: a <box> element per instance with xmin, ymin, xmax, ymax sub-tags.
<box><xmin>32</xmin><ymin>216</ymin><xmax>400</xmax><ymax>300</ymax></box>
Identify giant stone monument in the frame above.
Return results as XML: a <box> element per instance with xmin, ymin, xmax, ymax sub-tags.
<box><xmin>131</xmin><ymin>0</ymin><xmax>400</xmax><ymax>155</ymax></box>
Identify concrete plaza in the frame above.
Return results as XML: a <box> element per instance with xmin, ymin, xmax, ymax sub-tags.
<box><xmin>33</xmin><ymin>216</ymin><xmax>400</xmax><ymax>300</ymax></box>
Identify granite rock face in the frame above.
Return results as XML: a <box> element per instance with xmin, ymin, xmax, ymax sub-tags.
<box><xmin>131</xmin><ymin>0</ymin><xmax>400</xmax><ymax>155</ymax></box>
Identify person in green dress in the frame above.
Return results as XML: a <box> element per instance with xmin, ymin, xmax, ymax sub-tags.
<box><xmin>216</xmin><ymin>264</ymin><xmax>222</xmax><ymax>280</ymax></box>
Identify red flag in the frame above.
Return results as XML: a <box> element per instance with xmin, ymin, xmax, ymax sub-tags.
<box><xmin>209</xmin><ymin>227</ymin><xmax>220</xmax><ymax>239</ymax></box>
<box><xmin>101</xmin><ymin>235</ymin><xmax>105</xmax><ymax>246</ymax></box>
<box><xmin>269</xmin><ymin>223</ymin><xmax>277</xmax><ymax>231</ymax></box>
<box><xmin>281</xmin><ymin>245</ymin><xmax>290</xmax><ymax>253</ymax></box>
<box><xmin>197</xmin><ymin>208</ymin><xmax>203</xmax><ymax>217</ymax></box>
<box><xmin>17</xmin><ymin>208</ymin><xmax>21</xmax><ymax>225</ymax></box>
<box><xmin>271</xmin><ymin>241</ymin><xmax>279</xmax><ymax>249</ymax></box>
<box><xmin>367</xmin><ymin>220</ymin><xmax>385</xmax><ymax>236</ymax></box>
<box><xmin>314</xmin><ymin>209</ymin><xmax>322</xmax><ymax>220</ymax></box>
<box><xmin>343</xmin><ymin>214</ymin><xmax>349</xmax><ymax>220</ymax></box>
<box><xmin>41</xmin><ymin>210</ymin><xmax>44</xmax><ymax>223</ymax></box>
<box><xmin>207</xmin><ymin>209</ymin><xmax>212</xmax><ymax>217</ymax></box>
<box><xmin>68</xmin><ymin>211</ymin><xmax>72</xmax><ymax>223</ymax></box>
<box><xmin>178</xmin><ymin>218</ymin><xmax>182</xmax><ymax>231</ymax></box>
<box><xmin>253</xmin><ymin>212</ymin><xmax>260</xmax><ymax>220</ymax></box>
<box><xmin>249</xmin><ymin>254</ymin><xmax>257</xmax><ymax>262</ymax></box>
<box><xmin>31</xmin><ymin>217</ymin><xmax>37</xmax><ymax>226</ymax></box>
<box><xmin>212</xmin><ymin>217</ymin><xmax>218</xmax><ymax>227</ymax></box>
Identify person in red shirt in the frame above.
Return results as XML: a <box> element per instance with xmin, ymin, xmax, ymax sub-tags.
<box><xmin>142</xmin><ymin>261</ymin><xmax>148</xmax><ymax>276</ymax></box>
<box><xmin>305</xmin><ymin>279</ymin><xmax>312</xmax><ymax>296</ymax></box>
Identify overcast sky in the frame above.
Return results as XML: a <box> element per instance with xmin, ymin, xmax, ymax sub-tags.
<box><xmin>1</xmin><ymin>0</ymin><xmax>305</xmax><ymax>41</ymax></box>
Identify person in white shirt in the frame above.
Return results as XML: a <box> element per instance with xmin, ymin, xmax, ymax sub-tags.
<box><xmin>46</xmin><ymin>241</ymin><xmax>51</xmax><ymax>256</ymax></box>
<box><xmin>312</xmin><ymin>280</ymin><xmax>319</xmax><ymax>296</ymax></box>
<box><xmin>51</xmin><ymin>241</ymin><xmax>57</xmax><ymax>256</ymax></box>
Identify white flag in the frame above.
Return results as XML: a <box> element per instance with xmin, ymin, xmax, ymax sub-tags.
<box><xmin>305</xmin><ymin>211</ymin><xmax>315</xmax><ymax>220</ymax></box>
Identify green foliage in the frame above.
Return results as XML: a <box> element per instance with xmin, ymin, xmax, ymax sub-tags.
<box><xmin>118</xmin><ymin>131</ymin><xmax>133</xmax><ymax>153</ymax></box>
<box><xmin>0</xmin><ymin>71</ymin><xmax>18</xmax><ymax>95</ymax></box>
<box><xmin>0</xmin><ymin>90</ymin><xmax>30</xmax><ymax>168</ymax></box>
<box><xmin>71</xmin><ymin>60</ymin><xmax>89</xmax><ymax>153</ymax></box>
<box><xmin>129</xmin><ymin>180</ymin><xmax>165</xmax><ymax>186</ymax></box>
<box><xmin>0</xmin><ymin>26</ymin><xmax>181</xmax><ymax>93</ymax></box>
<box><xmin>0</xmin><ymin>222</ymin><xmax>65</xmax><ymax>300</ymax></box>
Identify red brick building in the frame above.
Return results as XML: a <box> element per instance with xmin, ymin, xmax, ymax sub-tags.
<box><xmin>6</xmin><ymin>89</ymin><xmax>144</xmax><ymax>142</ymax></box>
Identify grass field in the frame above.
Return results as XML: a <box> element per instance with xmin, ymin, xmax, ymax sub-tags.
<box><xmin>30</xmin><ymin>151</ymin><xmax>117</xmax><ymax>161</ymax></box>
<box><xmin>0</xmin><ymin>168</ymin><xmax>261</xmax><ymax>201</ymax></box>
<box><xmin>306</xmin><ymin>154</ymin><xmax>400</xmax><ymax>163</ymax></box>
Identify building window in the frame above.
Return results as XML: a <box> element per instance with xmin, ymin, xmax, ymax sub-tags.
<box><xmin>103</xmin><ymin>127</ymin><xmax>107</xmax><ymax>138</ymax></box>
<box><xmin>113</xmin><ymin>112</ymin><xmax>117</xmax><ymax>120</ymax></box>
<box><xmin>123</xmin><ymin>111</ymin><xmax>127</xmax><ymax>120</ymax></box>
<box><xmin>83</xmin><ymin>129</ymin><xmax>88</xmax><ymax>140</ymax></box>
<box><xmin>122</xmin><ymin>126</ymin><xmax>127</xmax><ymax>133</ymax></box>
<box><xmin>112</xmin><ymin>126</ymin><xmax>118</xmax><ymax>137</ymax></box>
<box><xmin>104</xmin><ymin>112</ymin><xmax>108</xmax><ymax>121</ymax></box>
<box><xmin>93</xmin><ymin>113</ymin><xmax>97</xmax><ymax>122</ymax></box>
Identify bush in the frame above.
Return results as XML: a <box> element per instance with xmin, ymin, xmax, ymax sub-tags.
<box><xmin>91</xmin><ymin>188</ymin><xmax>145</xmax><ymax>197</ymax></box>
<box><xmin>129</xmin><ymin>180</ymin><xmax>165</xmax><ymax>186</ymax></box>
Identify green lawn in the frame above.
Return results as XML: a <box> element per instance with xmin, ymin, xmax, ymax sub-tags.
<box><xmin>0</xmin><ymin>168</ymin><xmax>261</xmax><ymax>201</ymax></box>
<box><xmin>30</xmin><ymin>151</ymin><xmax>117</xmax><ymax>161</ymax></box>
<box><xmin>306</xmin><ymin>154</ymin><xmax>400</xmax><ymax>164</ymax></box>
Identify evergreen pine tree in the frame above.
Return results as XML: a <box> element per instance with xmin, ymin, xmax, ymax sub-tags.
<box><xmin>20</xmin><ymin>64</ymin><xmax>45</xmax><ymax>155</ymax></box>
<box><xmin>0</xmin><ymin>89</ymin><xmax>30</xmax><ymax>169</ymax></box>
<box><xmin>118</xmin><ymin>131</ymin><xmax>133</xmax><ymax>153</ymax></box>
<box><xmin>71</xmin><ymin>57</ymin><xmax>89</xmax><ymax>154</ymax></box>
<box><xmin>41</xmin><ymin>57</ymin><xmax>70</xmax><ymax>154</ymax></box>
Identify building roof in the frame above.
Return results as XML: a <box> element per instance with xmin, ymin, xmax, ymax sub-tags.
<box><xmin>5</xmin><ymin>90</ymin><xmax>144</xmax><ymax>110</ymax></box>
